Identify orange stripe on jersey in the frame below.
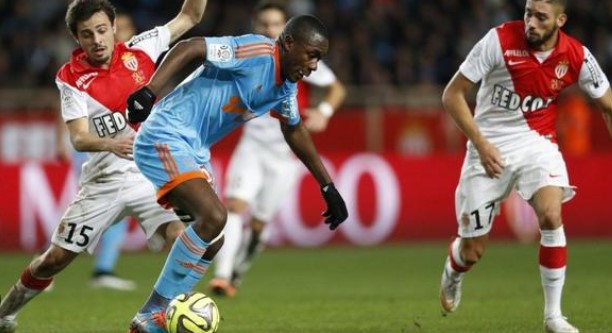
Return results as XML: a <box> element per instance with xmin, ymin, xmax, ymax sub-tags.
<box><xmin>236</xmin><ymin>50</ymin><xmax>273</xmax><ymax>59</ymax></box>
<box><xmin>273</xmin><ymin>44</ymin><xmax>281</xmax><ymax>85</ymax></box>
<box><xmin>235</xmin><ymin>46</ymin><xmax>273</xmax><ymax>56</ymax></box>
<box><xmin>162</xmin><ymin>145</ymin><xmax>180</xmax><ymax>178</ymax></box>
<box><xmin>156</xmin><ymin>171</ymin><xmax>211</xmax><ymax>208</ymax></box>
<box><xmin>236</xmin><ymin>42</ymin><xmax>273</xmax><ymax>52</ymax></box>
<box><xmin>236</xmin><ymin>43</ymin><xmax>273</xmax><ymax>52</ymax></box>
<box><xmin>154</xmin><ymin>143</ymin><xmax>177</xmax><ymax>179</ymax></box>
<box><xmin>179</xmin><ymin>232</ymin><xmax>206</xmax><ymax>256</ymax></box>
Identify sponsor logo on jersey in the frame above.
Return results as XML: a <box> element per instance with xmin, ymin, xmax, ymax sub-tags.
<box><xmin>128</xmin><ymin>30</ymin><xmax>159</xmax><ymax>47</ymax></box>
<box><xmin>503</xmin><ymin>49</ymin><xmax>529</xmax><ymax>57</ymax></box>
<box><xmin>75</xmin><ymin>72</ymin><xmax>99</xmax><ymax>89</ymax></box>
<box><xmin>122</xmin><ymin>52</ymin><xmax>138</xmax><ymax>71</ymax></box>
<box><xmin>208</xmin><ymin>44</ymin><xmax>233</xmax><ymax>62</ymax></box>
<box><xmin>92</xmin><ymin>112</ymin><xmax>128</xmax><ymax>137</ymax></box>
<box><xmin>555</xmin><ymin>60</ymin><xmax>569</xmax><ymax>79</ymax></box>
<box><xmin>491</xmin><ymin>84</ymin><xmax>554</xmax><ymax>113</ymax></box>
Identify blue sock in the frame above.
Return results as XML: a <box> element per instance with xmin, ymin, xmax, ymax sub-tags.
<box><xmin>94</xmin><ymin>220</ymin><xmax>128</xmax><ymax>275</ymax></box>
<box><xmin>152</xmin><ymin>225</ymin><xmax>208</xmax><ymax>300</ymax></box>
<box><xmin>183</xmin><ymin>258</ymin><xmax>211</xmax><ymax>291</ymax></box>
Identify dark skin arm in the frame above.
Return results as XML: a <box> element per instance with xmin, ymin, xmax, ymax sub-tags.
<box><xmin>146</xmin><ymin>38</ymin><xmax>206</xmax><ymax>97</ymax></box>
<box><xmin>280</xmin><ymin>121</ymin><xmax>332</xmax><ymax>186</ymax></box>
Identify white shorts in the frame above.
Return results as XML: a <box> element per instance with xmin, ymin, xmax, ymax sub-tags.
<box><xmin>456</xmin><ymin>138</ymin><xmax>575</xmax><ymax>238</ymax></box>
<box><xmin>224</xmin><ymin>138</ymin><xmax>300</xmax><ymax>222</ymax></box>
<box><xmin>52</xmin><ymin>172</ymin><xmax>178</xmax><ymax>254</ymax></box>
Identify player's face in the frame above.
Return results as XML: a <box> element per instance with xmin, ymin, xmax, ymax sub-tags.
<box><xmin>75</xmin><ymin>11</ymin><xmax>116</xmax><ymax>66</ymax></box>
<box><xmin>281</xmin><ymin>35</ymin><xmax>328</xmax><ymax>82</ymax></box>
<box><xmin>115</xmin><ymin>14</ymin><xmax>136</xmax><ymax>43</ymax></box>
<box><xmin>253</xmin><ymin>8</ymin><xmax>286</xmax><ymax>39</ymax></box>
<box><xmin>524</xmin><ymin>0</ymin><xmax>566</xmax><ymax>50</ymax></box>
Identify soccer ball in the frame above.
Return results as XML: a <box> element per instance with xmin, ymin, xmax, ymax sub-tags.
<box><xmin>165</xmin><ymin>292</ymin><xmax>220</xmax><ymax>333</ymax></box>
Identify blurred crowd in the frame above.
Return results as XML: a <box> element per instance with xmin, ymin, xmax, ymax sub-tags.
<box><xmin>0</xmin><ymin>0</ymin><xmax>611</xmax><ymax>88</ymax></box>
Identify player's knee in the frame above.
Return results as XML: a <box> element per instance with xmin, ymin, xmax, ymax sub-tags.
<box><xmin>537</xmin><ymin>208</ymin><xmax>562</xmax><ymax>229</ymax></box>
<box><xmin>250</xmin><ymin>219</ymin><xmax>265</xmax><ymax>234</ymax></box>
<box><xmin>461</xmin><ymin>241</ymin><xmax>486</xmax><ymax>266</ymax></box>
<box><xmin>165</xmin><ymin>221</ymin><xmax>185</xmax><ymax>243</ymax></box>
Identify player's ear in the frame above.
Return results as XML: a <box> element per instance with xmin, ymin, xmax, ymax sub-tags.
<box><xmin>556</xmin><ymin>13</ymin><xmax>567</xmax><ymax>28</ymax></box>
<box><xmin>281</xmin><ymin>33</ymin><xmax>295</xmax><ymax>52</ymax></box>
<box><xmin>112</xmin><ymin>18</ymin><xmax>117</xmax><ymax>35</ymax></box>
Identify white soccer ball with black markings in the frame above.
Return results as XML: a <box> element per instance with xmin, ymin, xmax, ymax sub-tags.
<box><xmin>165</xmin><ymin>292</ymin><xmax>220</xmax><ymax>333</ymax></box>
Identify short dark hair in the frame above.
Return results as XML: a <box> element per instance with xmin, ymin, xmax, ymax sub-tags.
<box><xmin>254</xmin><ymin>0</ymin><xmax>288</xmax><ymax>19</ymax></box>
<box><xmin>65</xmin><ymin>0</ymin><xmax>116</xmax><ymax>36</ymax></box>
<box><xmin>282</xmin><ymin>14</ymin><xmax>328</xmax><ymax>44</ymax></box>
<box><xmin>532</xmin><ymin>0</ymin><xmax>567</xmax><ymax>11</ymax></box>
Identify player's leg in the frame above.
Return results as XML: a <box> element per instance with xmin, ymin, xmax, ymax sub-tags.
<box><xmin>0</xmin><ymin>245</ymin><xmax>78</xmax><ymax>331</ymax></box>
<box><xmin>231</xmin><ymin>217</ymin><xmax>268</xmax><ymax>287</ymax></box>
<box><xmin>516</xmin><ymin>141</ymin><xmax>577</xmax><ymax>333</ymax></box>
<box><xmin>440</xmin><ymin>152</ymin><xmax>511</xmax><ymax>314</ymax></box>
<box><xmin>0</xmin><ymin>185</ymin><xmax>122</xmax><ymax>329</ymax></box>
<box><xmin>90</xmin><ymin>219</ymin><xmax>136</xmax><ymax>291</ymax></box>
<box><xmin>211</xmin><ymin>140</ymin><xmax>262</xmax><ymax>296</ymax></box>
<box><xmin>529</xmin><ymin>186</ymin><xmax>578</xmax><ymax>333</ymax></box>
<box><xmin>230</xmin><ymin>153</ymin><xmax>300</xmax><ymax>289</ymax></box>
<box><xmin>208</xmin><ymin>198</ymin><xmax>249</xmax><ymax>297</ymax></box>
<box><xmin>130</xmin><ymin>178</ymin><xmax>225</xmax><ymax>332</ymax></box>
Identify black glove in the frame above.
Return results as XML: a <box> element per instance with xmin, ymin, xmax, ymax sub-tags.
<box><xmin>173</xmin><ymin>207</ymin><xmax>195</xmax><ymax>223</ymax></box>
<box><xmin>320</xmin><ymin>182</ymin><xmax>348</xmax><ymax>230</ymax></box>
<box><xmin>126</xmin><ymin>86</ymin><xmax>156</xmax><ymax>123</ymax></box>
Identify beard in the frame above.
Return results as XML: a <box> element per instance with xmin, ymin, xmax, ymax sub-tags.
<box><xmin>526</xmin><ymin>27</ymin><xmax>557</xmax><ymax>49</ymax></box>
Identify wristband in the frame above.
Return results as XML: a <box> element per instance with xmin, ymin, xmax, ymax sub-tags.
<box><xmin>317</xmin><ymin>101</ymin><xmax>334</xmax><ymax>117</ymax></box>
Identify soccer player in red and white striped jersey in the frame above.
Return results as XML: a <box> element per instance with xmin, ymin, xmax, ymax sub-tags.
<box><xmin>438</xmin><ymin>1</ymin><xmax>612</xmax><ymax>332</ymax></box>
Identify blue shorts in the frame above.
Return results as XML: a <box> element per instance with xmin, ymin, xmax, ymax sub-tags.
<box><xmin>134</xmin><ymin>128</ymin><xmax>214</xmax><ymax>208</ymax></box>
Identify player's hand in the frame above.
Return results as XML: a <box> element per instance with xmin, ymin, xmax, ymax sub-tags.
<box><xmin>304</xmin><ymin>108</ymin><xmax>330</xmax><ymax>133</ymax></box>
<box><xmin>320</xmin><ymin>182</ymin><xmax>348</xmax><ymax>230</ymax></box>
<box><xmin>476</xmin><ymin>140</ymin><xmax>504</xmax><ymax>178</ymax></box>
<box><xmin>173</xmin><ymin>207</ymin><xmax>195</xmax><ymax>223</ymax></box>
<box><xmin>110</xmin><ymin>135</ymin><xmax>135</xmax><ymax>160</ymax></box>
<box><xmin>127</xmin><ymin>86</ymin><xmax>156</xmax><ymax>123</ymax></box>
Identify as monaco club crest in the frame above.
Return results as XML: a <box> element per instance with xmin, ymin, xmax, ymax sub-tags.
<box><xmin>122</xmin><ymin>52</ymin><xmax>139</xmax><ymax>71</ymax></box>
<box><xmin>555</xmin><ymin>61</ymin><xmax>569</xmax><ymax>79</ymax></box>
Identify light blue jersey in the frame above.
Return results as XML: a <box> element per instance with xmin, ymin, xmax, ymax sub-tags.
<box><xmin>134</xmin><ymin>34</ymin><xmax>300</xmax><ymax>205</ymax></box>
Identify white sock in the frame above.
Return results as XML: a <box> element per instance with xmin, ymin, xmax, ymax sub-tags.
<box><xmin>540</xmin><ymin>266</ymin><xmax>565</xmax><ymax>319</ymax></box>
<box><xmin>539</xmin><ymin>226</ymin><xmax>567</xmax><ymax>319</ymax></box>
<box><xmin>214</xmin><ymin>212</ymin><xmax>243</xmax><ymax>280</ymax></box>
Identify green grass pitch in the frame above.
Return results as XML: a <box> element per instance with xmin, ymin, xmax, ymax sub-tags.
<box><xmin>1</xmin><ymin>242</ymin><xmax>611</xmax><ymax>333</ymax></box>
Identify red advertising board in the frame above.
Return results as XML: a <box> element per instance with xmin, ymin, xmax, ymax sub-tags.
<box><xmin>1</xmin><ymin>153</ymin><xmax>611</xmax><ymax>251</ymax></box>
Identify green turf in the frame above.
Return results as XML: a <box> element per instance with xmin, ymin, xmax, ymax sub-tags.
<box><xmin>1</xmin><ymin>242</ymin><xmax>611</xmax><ymax>333</ymax></box>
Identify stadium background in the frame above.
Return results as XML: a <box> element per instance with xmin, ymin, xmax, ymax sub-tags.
<box><xmin>1</xmin><ymin>1</ymin><xmax>612</xmax><ymax>332</ymax></box>
<box><xmin>1</xmin><ymin>0</ymin><xmax>610</xmax><ymax>250</ymax></box>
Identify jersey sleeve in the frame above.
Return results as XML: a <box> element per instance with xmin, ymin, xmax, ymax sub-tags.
<box><xmin>204</xmin><ymin>34</ymin><xmax>273</xmax><ymax>71</ymax></box>
<box><xmin>126</xmin><ymin>26</ymin><xmax>171</xmax><ymax>63</ymax></box>
<box><xmin>459</xmin><ymin>28</ymin><xmax>501</xmax><ymax>83</ymax></box>
<box><xmin>56</xmin><ymin>78</ymin><xmax>88</xmax><ymax>122</ymax></box>
<box><xmin>578</xmin><ymin>46</ymin><xmax>610</xmax><ymax>99</ymax></box>
<box><xmin>270</xmin><ymin>89</ymin><xmax>301</xmax><ymax>126</ymax></box>
<box><xmin>303</xmin><ymin>61</ymin><xmax>337</xmax><ymax>87</ymax></box>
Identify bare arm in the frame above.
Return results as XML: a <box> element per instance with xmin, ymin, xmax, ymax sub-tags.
<box><xmin>280</xmin><ymin>122</ymin><xmax>332</xmax><ymax>186</ymax></box>
<box><xmin>66</xmin><ymin>117</ymin><xmax>134</xmax><ymax>160</ymax></box>
<box><xmin>146</xmin><ymin>38</ymin><xmax>206</xmax><ymax>96</ymax></box>
<box><xmin>592</xmin><ymin>88</ymin><xmax>612</xmax><ymax>139</ymax></box>
<box><xmin>304</xmin><ymin>79</ymin><xmax>347</xmax><ymax>132</ymax></box>
<box><xmin>166</xmin><ymin>0</ymin><xmax>207</xmax><ymax>43</ymax></box>
<box><xmin>55</xmin><ymin>105</ymin><xmax>71</xmax><ymax>161</ymax></box>
<box><xmin>442</xmin><ymin>71</ymin><xmax>504</xmax><ymax>178</ymax></box>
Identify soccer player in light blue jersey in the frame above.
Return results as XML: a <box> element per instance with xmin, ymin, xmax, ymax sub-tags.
<box><xmin>125</xmin><ymin>15</ymin><xmax>348</xmax><ymax>333</ymax></box>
